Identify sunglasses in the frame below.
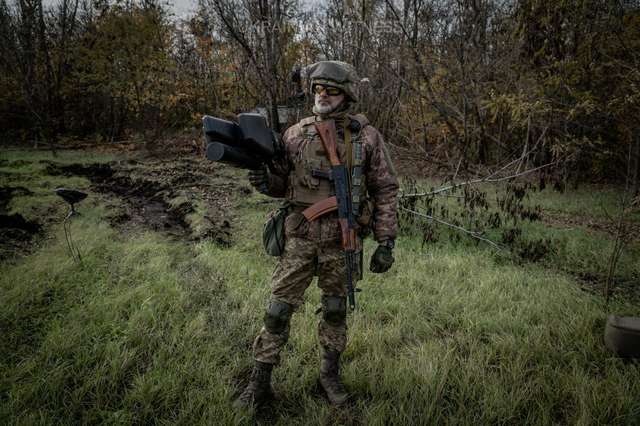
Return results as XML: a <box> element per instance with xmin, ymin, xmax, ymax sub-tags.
<box><xmin>312</xmin><ymin>84</ymin><xmax>343</xmax><ymax>96</ymax></box>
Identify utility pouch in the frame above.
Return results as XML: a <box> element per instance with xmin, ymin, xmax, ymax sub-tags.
<box><xmin>263</xmin><ymin>203</ymin><xmax>289</xmax><ymax>256</ymax></box>
<box><xmin>356</xmin><ymin>197</ymin><xmax>374</xmax><ymax>238</ymax></box>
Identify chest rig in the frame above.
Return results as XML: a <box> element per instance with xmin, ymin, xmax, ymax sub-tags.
<box><xmin>287</xmin><ymin>114</ymin><xmax>368</xmax><ymax>220</ymax></box>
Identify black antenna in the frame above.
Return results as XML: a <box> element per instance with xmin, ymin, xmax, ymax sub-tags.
<box><xmin>55</xmin><ymin>188</ymin><xmax>87</xmax><ymax>264</ymax></box>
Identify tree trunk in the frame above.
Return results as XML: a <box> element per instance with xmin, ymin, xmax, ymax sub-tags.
<box><xmin>632</xmin><ymin>133</ymin><xmax>640</xmax><ymax>196</ymax></box>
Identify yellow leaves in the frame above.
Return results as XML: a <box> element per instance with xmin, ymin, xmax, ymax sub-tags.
<box><xmin>623</xmin><ymin>12</ymin><xmax>640</xmax><ymax>31</ymax></box>
<box><xmin>71</xmin><ymin>3</ymin><xmax>181</xmax><ymax>121</ymax></box>
<box><xmin>190</xmin><ymin>112</ymin><xmax>203</xmax><ymax>124</ymax></box>
<box><xmin>483</xmin><ymin>91</ymin><xmax>550</xmax><ymax>127</ymax></box>
<box><xmin>428</xmin><ymin>66</ymin><xmax>449</xmax><ymax>94</ymax></box>
<box><xmin>566</xmin><ymin>98</ymin><xmax>596</xmax><ymax>121</ymax></box>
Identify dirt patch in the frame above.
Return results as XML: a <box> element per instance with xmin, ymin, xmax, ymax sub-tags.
<box><xmin>43</xmin><ymin>156</ymin><xmax>241</xmax><ymax>245</ymax></box>
<box><xmin>542</xmin><ymin>211</ymin><xmax>640</xmax><ymax>241</ymax></box>
<box><xmin>574</xmin><ymin>271</ymin><xmax>639</xmax><ymax>305</ymax></box>
<box><xmin>94</xmin><ymin>171</ymin><xmax>193</xmax><ymax>237</ymax></box>
<box><xmin>0</xmin><ymin>186</ymin><xmax>33</xmax><ymax>212</ymax></box>
<box><xmin>43</xmin><ymin>162</ymin><xmax>115</xmax><ymax>181</ymax></box>
<box><xmin>0</xmin><ymin>186</ymin><xmax>41</xmax><ymax>260</ymax></box>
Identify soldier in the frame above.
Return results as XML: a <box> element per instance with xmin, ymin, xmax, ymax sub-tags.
<box><xmin>235</xmin><ymin>61</ymin><xmax>399</xmax><ymax>408</ymax></box>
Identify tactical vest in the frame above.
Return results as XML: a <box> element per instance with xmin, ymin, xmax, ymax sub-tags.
<box><xmin>287</xmin><ymin>114</ymin><xmax>369</xmax><ymax>217</ymax></box>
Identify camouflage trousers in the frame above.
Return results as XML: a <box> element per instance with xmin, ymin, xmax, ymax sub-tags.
<box><xmin>253</xmin><ymin>211</ymin><xmax>358</xmax><ymax>365</ymax></box>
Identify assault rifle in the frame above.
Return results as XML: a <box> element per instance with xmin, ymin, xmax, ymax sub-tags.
<box><xmin>202</xmin><ymin>113</ymin><xmax>280</xmax><ymax>171</ymax></box>
<box><xmin>312</xmin><ymin>119</ymin><xmax>360</xmax><ymax>310</ymax></box>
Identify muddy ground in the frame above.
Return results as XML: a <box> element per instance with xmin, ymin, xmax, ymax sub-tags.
<box><xmin>1</xmin><ymin>144</ymin><xmax>637</xmax><ymax>303</ymax></box>
<box><xmin>0</xmin><ymin>145</ymin><xmax>254</xmax><ymax>259</ymax></box>
<box><xmin>0</xmin><ymin>186</ymin><xmax>41</xmax><ymax>258</ymax></box>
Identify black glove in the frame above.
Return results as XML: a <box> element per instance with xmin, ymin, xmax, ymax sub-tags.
<box><xmin>248</xmin><ymin>165</ymin><xmax>269</xmax><ymax>191</ymax></box>
<box><xmin>370</xmin><ymin>243</ymin><xmax>394</xmax><ymax>273</ymax></box>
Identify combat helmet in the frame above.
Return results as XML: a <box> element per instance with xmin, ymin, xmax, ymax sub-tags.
<box><xmin>304</xmin><ymin>61</ymin><xmax>360</xmax><ymax>103</ymax></box>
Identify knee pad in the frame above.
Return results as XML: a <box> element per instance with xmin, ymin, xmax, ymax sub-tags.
<box><xmin>321</xmin><ymin>296</ymin><xmax>347</xmax><ymax>326</ymax></box>
<box><xmin>264</xmin><ymin>300</ymin><xmax>292</xmax><ymax>334</ymax></box>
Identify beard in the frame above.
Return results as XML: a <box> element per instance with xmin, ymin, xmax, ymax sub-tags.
<box><xmin>314</xmin><ymin>97</ymin><xmax>335</xmax><ymax>115</ymax></box>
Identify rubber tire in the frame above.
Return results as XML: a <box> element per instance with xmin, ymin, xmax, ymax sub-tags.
<box><xmin>604</xmin><ymin>315</ymin><xmax>640</xmax><ymax>358</ymax></box>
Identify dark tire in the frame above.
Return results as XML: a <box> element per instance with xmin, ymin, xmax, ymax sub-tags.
<box><xmin>604</xmin><ymin>315</ymin><xmax>640</xmax><ymax>358</ymax></box>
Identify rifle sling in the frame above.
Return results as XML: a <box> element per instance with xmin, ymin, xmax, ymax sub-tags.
<box><xmin>344</xmin><ymin>117</ymin><xmax>352</xmax><ymax>176</ymax></box>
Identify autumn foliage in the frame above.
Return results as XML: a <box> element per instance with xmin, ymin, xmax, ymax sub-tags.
<box><xmin>0</xmin><ymin>0</ymin><xmax>639</xmax><ymax>188</ymax></box>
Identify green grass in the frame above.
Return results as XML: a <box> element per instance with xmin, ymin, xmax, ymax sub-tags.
<box><xmin>400</xmin><ymin>177</ymin><xmax>640</xmax><ymax>303</ymax></box>
<box><xmin>530</xmin><ymin>184</ymin><xmax>640</xmax><ymax>221</ymax></box>
<box><xmin>1</xmin><ymin>150</ymin><xmax>639</xmax><ymax>425</ymax></box>
<box><xmin>0</xmin><ymin>149</ymin><xmax>116</xmax><ymax>223</ymax></box>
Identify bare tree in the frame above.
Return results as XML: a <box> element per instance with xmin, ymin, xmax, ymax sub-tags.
<box><xmin>202</xmin><ymin>0</ymin><xmax>299</xmax><ymax>131</ymax></box>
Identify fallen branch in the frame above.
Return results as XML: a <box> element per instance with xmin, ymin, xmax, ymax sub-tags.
<box><xmin>175</xmin><ymin>182</ymin><xmax>239</xmax><ymax>189</ymax></box>
<box><xmin>399</xmin><ymin>206</ymin><xmax>504</xmax><ymax>251</ymax></box>
<box><xmin>485</xmin><ymin>161</ymin><xmax>558</xmax><ymax>183</ymax></box>
<box><xmin>433</xmin><ymin>194</ymin><xmax>466</xmax><ymax>199</ymax></box>
<box><xmin>400</xmin><ymin>160</ymin><xmax>558</xmax><ymax>198</ymax></box>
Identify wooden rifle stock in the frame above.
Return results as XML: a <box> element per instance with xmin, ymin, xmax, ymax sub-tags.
<box><xmin>338</xmin><ymin>218</ymin><xmax>358</xmax><ymax>251</ymax></box>
<box><xmin>315</xmin><ymin>120</ymin><xmax>341</xmax><ymax>166</ymax></box>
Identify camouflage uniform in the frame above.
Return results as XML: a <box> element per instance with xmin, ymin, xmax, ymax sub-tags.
<box><xmin>236</xmin><ymin>61</ymin><xmax>398</xmax><ymax>408</ymax></box>
<box><xmin>253</xmin><ymin>113</ymin><xmax>399</xmax><ymax>365</ymax></box>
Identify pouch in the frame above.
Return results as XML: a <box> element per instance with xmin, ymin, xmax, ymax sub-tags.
<box><xmin>356</xmin><ymin>197</ymin><xmax>374</xmax><ymax>238</ymax></box>
<box><xmin>263</xmin><ymin>203</ymin><xmax>289</xmax><ymax>256</ymax></box>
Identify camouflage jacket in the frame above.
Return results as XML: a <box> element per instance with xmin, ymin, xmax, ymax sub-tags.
<box><xmin>266</xmin><ymin>114</ymin><xmax>399</xmax><ymax>242</ymax></box>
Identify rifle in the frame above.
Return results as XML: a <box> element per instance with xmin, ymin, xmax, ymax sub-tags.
<box><xmin>313</xmin><ymin>120</ymin><xmax>360</xmax><ymax>310</ymax></box>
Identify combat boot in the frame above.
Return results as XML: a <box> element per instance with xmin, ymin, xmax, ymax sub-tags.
<box><xmin>319</xmin><ymin>347</ymin><xmax>349</xmax><ymax>405</ymax></box>
<box><xmin>234</xmin><ymin>361</ymin><xmax>274</xmax><ymax>409</ymax></box>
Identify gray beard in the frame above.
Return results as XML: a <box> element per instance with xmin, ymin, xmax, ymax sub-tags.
<box><xmin>314</xmin><ymin>99</ymin><xmax>335</xmax><ymax>115</ymax></box>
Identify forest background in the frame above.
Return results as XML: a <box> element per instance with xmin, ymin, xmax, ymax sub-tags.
<box><xmin>2</xmin><ymin>0</ymin><xmax>640</xmax><ymax>193</ymax></box>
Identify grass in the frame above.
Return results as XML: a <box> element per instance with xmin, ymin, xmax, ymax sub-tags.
<box><xmin>1</xmin><ymin>149</ymin><xmax>639</xmax><ymax>425</ymax></box>
<box><xmin>400</xmin><ymin>177</ymin><xmax>640</xmax><ymax>303</ymax></box>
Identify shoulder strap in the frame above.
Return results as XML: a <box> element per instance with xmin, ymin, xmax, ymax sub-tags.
<box><xmin>299</xmin><ymin>116</ymin><xmax>317</xmax><ymax>127</ymax></box>
<box><xmin>348</xmin><ymin>114</ymin><xmax>369</xmax><ymax>128</ymax></box>
<box><xmin>344</xmin><ymin>117</ymin><xmax>352</xmax><ymax>172</ymax></box>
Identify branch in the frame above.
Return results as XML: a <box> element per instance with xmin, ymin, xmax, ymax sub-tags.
<box><xmin>400</xmin><ymin>160</ymin><xmax>559</xmax><ymax>198</ymax></box>
<box><xmin>433</xmin><ymin>194</ymin><xmax>465</xmax><ymax>199</ymax></box>
<box><xmin>342</xmin><ymin>40</ymin><xmax>462</xmax><ymax>136</ymax></box>
<box><xmin>175</xmin><ymin>183</ymin><xmax>238</xmax><ymax>189</ymax></box>
<box><xmin>468</xmin><ymin>127</ymin><xmax>548</xmax><ymax>182</ymax></box>
<box><xmin>484</xmin><ymin>161</ymin><xmax>558</xmax><ymax>183</ymax></box>
<box><xmin>209</xmin><ymin>0</ymin><xmax>264</xmax><ymax>86</ymax></box>
<box><xmin>399</xmin><ymin>206</ymin><xmax>504</xmax><ymax>251</ymax></box>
